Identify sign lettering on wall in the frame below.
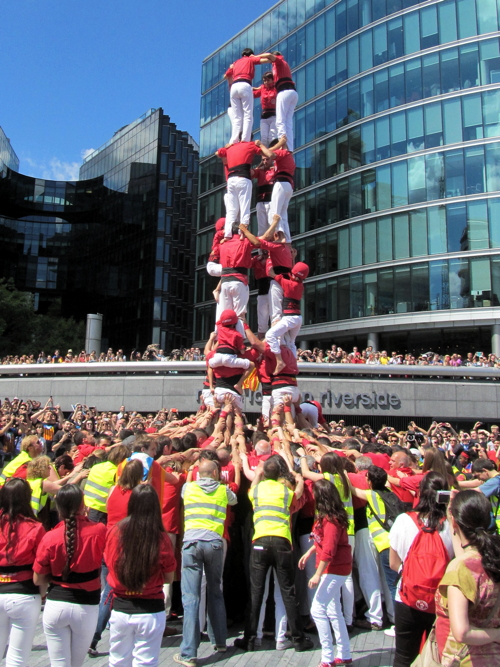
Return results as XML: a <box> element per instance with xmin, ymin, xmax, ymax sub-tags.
<box><xmin>197</xmin><ymin>389</ymin><xmax>401</xmax><ymax>410</ymax></box>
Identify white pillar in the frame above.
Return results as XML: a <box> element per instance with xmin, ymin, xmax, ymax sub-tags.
<box><xmin>85</xmin><ymin>314</ymin><xmax>103</xmax><ymax>355</ymax></box>
<box><xmin>367</xmin><ymin>332</ymin><xmax>379</xmax><ymax>351</ymax></box>
<box><xmin>492</xmin><ymin>324</ymin><xmax>500</xmax><ymax>358</ymax></box>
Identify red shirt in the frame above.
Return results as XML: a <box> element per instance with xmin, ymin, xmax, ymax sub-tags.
<box><xmin>272</xmin><ymin>55</ymin><xmax>295</xmax><ymax>92</ymax></box>
<box><xmin>259</xmin><ymin>239</ymin><xmax>292</xmax><ymax>270</ymax></box>
<box><xmin>264</xmin><ymin>344</ymin><xmax>299</xmax><ymax>387</ymax></box>
<box><xmin>364</xmin><ymin>452</ymin><xmax>391</xmax><ymax>471</ymax></box>
<box><xmin>251</xmin><ymin>255</ymin><xmax>268</xmax><ymax>280</ymax></box>
<box><xmin>34</xmin><ymin>515</ymin><xmax>106</xmax><ymax>599</ymax></box>
<box><xmin>217</xmin><ymin>142</ymin><xmax>262</xmax><ymax>171</ymax></box>
<box><xmin>212</xmin><ymin>229</ymin><xmax>224</xmax><ymax>251</ymax></box>
<box><xmin>253</xmin><ymin>84</ymin><xmax>277</xmax><ymax>111</ymax></box>
<box><xmin>228</xmin><ymin>55</ymin><xmax>262</xmax><ymax>83</ymax></box>
<box><xmin>0</xmin><ymin>515</ymin><xmax>46</xmax><ymax>589</ymax></box>
<box><xmin>274</xmin><ymin>273</ymin><xmax>303</xmax><ymax>314</ymax></box>
<box><xmin>245</xmin><ymin>347</ymin><xmax>272</xmax><ymax>385</ymax></box>
<box><xmin>217</xmin><ymin>326</ymin><xmax>244</xmax><ymax>354</ymax></box>
<box><xmin>300</xmin><ymin>479</ymin><xmax>316</xmax><ymax>519</ymax></box>
<box><xmin>253</xmin><ymin>167</ymin><xmax>274</xmax><ymax>203</ymax></box>
<box><xmin>247</xmin><ymin>452</ymin><xmax>272</xmax><ymax>470</ymax></box>
<box><xmin>312</xmin><ymin>517</ymin><xmax>352</xmax><ymax>576</ymax></box>
<box><xmin>389</xmin><ymin>467</ymin><xmax>415</xmax><ymax>504</ymax></box>
<box><xmin>106</xmin><ymin>486</ymin><xmax>133</xmax><ymax>532</ymax></box>
<box><xmin>73</xmin><ymin>444</ymin><xmax>105</xmax><ymax>465</ymax></box>
<box><xmin>219</xmin><ymin>234</ymin><xmax>253</xmax><ymax>284</ymax></box>
<box><xmin>273</xmin><ymin>149</ymin><xmax>295</xmax><ymax>185</ymax></box>
<box><xmin>105</xmin><ymin>526</ymin><xmax>176</xmax><ymax>600</ymax></box>
<box><xmin>347</xmin><ymin>471</ymin><xmax>369</xmax><ymax>509</ymax></box>
<box><xmin>162</xmin><ymin>471</ymin><xmax>186</xmax><ymax>534</ymax></box>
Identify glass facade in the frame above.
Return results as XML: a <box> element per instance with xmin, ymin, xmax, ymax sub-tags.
<box><xmin>0</xmin><ymin>126</ymin><xmax>19</xmax><ymax>175</ymax></box>
<box><xmin>0</xmin><ymin>109</ymin><xmax>199</xmax><ymax>353</ymax></box>
<box><xmin>195</xmin><ymin>0</ymin><xmax>500</xmax><ymax>354</ymax></box>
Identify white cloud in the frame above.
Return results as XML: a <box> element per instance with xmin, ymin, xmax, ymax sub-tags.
<box><xmin>21</xmin><ymin>154</ymin><xmax>88</xmax><ymax>181</ymax></box>
<box><xmin>81</xmin><ymin>148</ymin><xmax>95</xmax><ymax>160</ymax></box>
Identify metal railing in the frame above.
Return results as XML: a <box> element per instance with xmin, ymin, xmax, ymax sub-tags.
<box><xmin>1</xmin><ymin>362</ymin><xmax>499</xmax><ymax>381</ymax></box>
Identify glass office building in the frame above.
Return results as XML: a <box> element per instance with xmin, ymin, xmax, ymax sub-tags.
<box><xmin>0</xmin><ymin>126</ymin><xmax>20</xmax><ymax>174</ymax></box>
<box><xmin>195</xmin><ymin>0</ymin><xmax>500</xmax><ymax>355</ymax></box>
<box><xmin>0</xmin><ymin>108</ymin><xmax>199</xmax><ymax>352</ymax></box>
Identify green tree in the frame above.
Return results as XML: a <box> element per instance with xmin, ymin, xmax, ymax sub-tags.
<box><xmin>0</xmin><ymin>279</ymin><xmax>85</xmax><ymax>358</ymax></box>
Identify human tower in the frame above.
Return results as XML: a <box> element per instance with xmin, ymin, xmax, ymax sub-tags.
<box><xmin>203</xmin><ymin>48</ymin><xmax>310</xmax><ymax>417</ymax></box>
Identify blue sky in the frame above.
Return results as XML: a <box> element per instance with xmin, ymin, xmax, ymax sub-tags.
<box><xmin>2</xmin><ymin>0</ymin><xmax>273</xmax><ymax>180</ymax></box>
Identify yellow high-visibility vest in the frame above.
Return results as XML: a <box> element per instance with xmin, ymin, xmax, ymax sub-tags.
<box><xmin>28</xmin><ymin>478</ymin><xmax>48</xmax><ymax>515</ymax></box>
<box><xmin>0</xmin><ymin>451</ymin><xmax>32</xmax><ymax>486</ymax></box>
<box><xmin>250</xmin><ymin>479</ymin><xmax>293</xmax><ymax>543</ymax></box>
<box><xmin>366</xmin><ymin>490</ymin><xmax>391</xmax><ymax>552</ymax></box>
<box><xmin>183</xmin><ymin>482</ymin><xmax>229</xmax><ymax>537</ymax></box>
<box><xmin>83</xmin><ymin>461</ymin><xmax>117</xmax><ymax>513</ymax></box>
<box><xmin>323</xmin><ymin>472</ymin><xmax>355</xmax><ymax>536</ymax></box>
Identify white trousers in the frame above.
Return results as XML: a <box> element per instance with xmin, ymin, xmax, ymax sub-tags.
<box><xmin>163</xmin><ymin>532</ymin><xmax>177</xmax><ymax>618</ymax></box>
<box><xmin>261</xmin><ymin>394</ymin><xmax>273</xmax><ymax>420</ymax></box>
<box><xmin>43</xmin><ymin>599</ymin><xmax>99</xmax><ymax>667</ymax></box>
<box><xmin>256</xmin><ymin>568</ymin><xmax>286</xmax><ymax>642</ymax></box>
<box><xmin>224</xmin><ymin>177</ymin><xmax>253</xmax><ymax>237</ymax></box>
<box><xmin>257</xmin><ymin>294</ymin><xmax>271</xmax><ymax>333</ymax></box>
<box><xmin>311</xmin><ymin>573</ymin><xmax>351</xmax><ymax>663</ymax></box>
<box><xmin>341</xmin><ymin>535</ymin><xmax>355</xmax><ymax>626</ymax></box>
<box><xmin>230</xmin><ymin>82</ymin><xmax>254</xmax><ymax>143</ymax></box>
<box><xmin>300</xmin><ymin>402</ymin><xmax>319</xmax><ymax>428</ymax></box>
<box><xmin>224</xmin><ymin>192</ymin><xmax>239</xmax><ymax>222</ymax></box>
<box><xmin>276</xmin><ymin>89</ymin><xmax>298</xmax><ymax>151</ymax></box>
<box><xmin>260</xmin><ymin>116</ymin><xmax>277</xmax><ymax>147</ymax></box>
<box><xmin>207</xmin><ymin>261</ymin><xmax>222</xmax><ymax>277</ymax></box>
<box><xmin>109</xmin><ymin>609</ymin><xmax>165</xmax><ymax>667</ymax></box>
<box><xmin>256</xmin><ymin>202</ymin><xmax>271</xmax><ymax>236</ymax></box>
<box><xmin>0</xmin><ymin>593</ymin><xmax>41</xmax><ymax>667</ymax></box>
<box><xmin>218</xmin><ymin>281</ymin><xmax>249</xmax><ymax>319</ymax></box>
<box><xmin>272</xmin><ymin>385</ymin><xmax>300</xmax><ymax>408</ymax></box>
<box><xmin>299</xmin><ymin>534</ymin><xmax>317</xmax><ymax>614</ymax></box>
<box><xmin>201</xmin><ymin>388</ymin><xmax>215</xmax><ymax>408</ymax></box>
<box><xmin>214</xmin><ymin>387</ymin><xmax>244</xmax><ymax>411</ymax></box>
<box><xmin>266</xmin><ymin>315</ymin><xmax>302</xmax><ymax>356</ymax></box>
<box><xmin>269</xmin><ymin>280</ymin><xmax>284</xmax><ymax>324</ymax></box>
<box><xmin>269</xmin><ymin>181</ymin><xmax>293</xmax><ymax>243</ymax></box>
<box><xmin>354</xmin><ymin>528</ymin><xmax>384</xmax><ymax>625</ymax></box>
<box><xmin>209</xmin><ymin>353</ymin><xmax>250</xmax><ymax>370</ymax></box>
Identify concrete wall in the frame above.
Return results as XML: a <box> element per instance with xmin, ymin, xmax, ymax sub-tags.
<box><xmin>0</xmin><ymin>374</ymin><xmax>498</xmax><ymax>420</ymax></box>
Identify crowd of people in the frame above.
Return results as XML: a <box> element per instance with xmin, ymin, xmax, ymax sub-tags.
<box><xmin>2</xmin><ymin>387</ymin><xmax>500</xmax><ymax>667</ymax></box>
<box><xmin>2</xmin><ymin>346</ymin><xmax>499</xmax><ymax>369</ymax></box>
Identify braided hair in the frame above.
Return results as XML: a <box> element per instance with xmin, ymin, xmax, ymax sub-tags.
<box><xmin>55</xmin><ymin>485</ymin><xmax>83</xmax><ymax>581</ymax></box>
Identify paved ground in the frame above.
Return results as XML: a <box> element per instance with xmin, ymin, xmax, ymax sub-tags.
<box><xmin>27</xmin><ymin>617</ymin><xmax>395</xmax><ymax>667</ymax></box>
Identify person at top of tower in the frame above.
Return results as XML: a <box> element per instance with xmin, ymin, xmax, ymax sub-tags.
<box><xmin>225</xmin><ymin>48</ymin><xmax>263</xmax><ymax>145</ymax></box>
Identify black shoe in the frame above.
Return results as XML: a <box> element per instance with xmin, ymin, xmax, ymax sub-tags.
<box><xmin>346</xmin><ymin>625</ymin><xmax>355</xmax><ymax>635</ymax></box>
<box><xmin>233</xmin><ymin>637</ymin><xmax>255</xmax><ymax>652</ymax></box>
<box><xmin>88</xmin><ymin>648</ymin><xmax>99</xmax><ymax>658</ymax></box>
<box><xmin>294</xmin><ymin>637</ymin><xmax>314</xmax><ymax>652</ymax></box>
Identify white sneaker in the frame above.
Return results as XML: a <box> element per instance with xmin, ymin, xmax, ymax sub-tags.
<box><xmin>384</xmin><ymin>626</ymin><xmax>395</xmax><ymax>637</ymax></box>
<box><xmin>276</xmin><ymin>639</ymin><xmax>294</xmax><ymax>650</ymax></box>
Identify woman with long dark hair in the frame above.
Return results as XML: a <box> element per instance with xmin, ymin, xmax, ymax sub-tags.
<box><xmin>0</xmin><ymin>479</ymin><xmax>46</xmax><ymax>667</ymax></box>
<box><xmin>301</xmin><ymin>451</ymin><xmax>355</xmax><ymax>631</ymax></box>
<box><xmin>388</xmin><ymin>472</ymin><xmax>455</xmax><ymax>666</ymax></box>
<box><xmin>435</xmin><ymin>490</ymin><xmax>500</xmax><ymax>665</ymax></box>
<box><xmin>33</xmin><ymin>484</ymin><xmax>106</xmax><ymax>667</ymax></box>
<box><xmin>298</xmin><ymin>478</ymin><xmax>353</xmax><ymax>667</ymax></box>
<box><xmin>105</xmin><ymin>484</ymin><xmax>176</xmax><ymax>667</ymax></box>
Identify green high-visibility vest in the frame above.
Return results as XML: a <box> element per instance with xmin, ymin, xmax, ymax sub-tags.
<box><xmin>366</xmin><ymin>490</ymin><xmax>391</xmax><ymax>552</ymax></box>
<box><xmin>0</xmin><ymin>451</ymin><xmax>32</xmax><ymax>486</ymax></box>
<box><xmin>28</xmin><ymin>478</ymin><xmax>48</xmax><ymax>515</ymax></box>
<box><xmin>323</xmin><ymin>472</ymin><xmax>355</xmax><ymax>536</ymax></box>
<box><xmin>83</xmin><ymin>461</ymin><xmax>117</xmax><ymax>513</ymax></box>
<box><xmin>250</xmin><ymin>479</ymin><xmax>293</xmax><ymax>542</ymax></box>
<box><xmin>184</xmin><ymin>481</ymin><xmax>229</xmax><ymax>537</ymax></box>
